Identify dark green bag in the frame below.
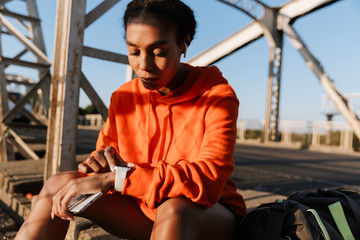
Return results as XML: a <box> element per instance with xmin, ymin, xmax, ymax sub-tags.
<box><xmin>238</xmin><ymin>188</ymin><xmax>360</xmax><ymax>240</ymax></box>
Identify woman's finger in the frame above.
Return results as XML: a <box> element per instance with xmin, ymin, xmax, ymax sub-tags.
<box><xmin>104</xmin><ymin>146</ymin><xmax>118</xmax><ymax>171</ymax></box>
<box><xmin>86</xmin><ymin>154</ymin><xmax>105</xmax><ymax>173</ymax></box>
<box><xmin>52</xmin><ymin>183</ymin><xmax>75</xmax><ymax>221</ymax></box>
<box><xmin>78</xmin><ymin>162</ymin><xmax>92</xmax><ymax>174</ymax></box>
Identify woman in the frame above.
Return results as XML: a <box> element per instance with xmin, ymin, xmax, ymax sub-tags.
<box><xmin>15</xmin><ymin>0</ymin><xmax>246</xmax><ymax>239</ymax></box>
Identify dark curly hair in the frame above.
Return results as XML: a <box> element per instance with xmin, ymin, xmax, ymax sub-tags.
<box><xmin>123</xmin><ymin>0</ymin><xmax>197</xmax><ymax>46</ymax></box>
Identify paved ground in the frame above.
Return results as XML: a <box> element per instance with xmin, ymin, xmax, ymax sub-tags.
<box><xmin>233</xmin><ymin>142</ymin><xmax>360</xmax><ymax>196</ymax></box>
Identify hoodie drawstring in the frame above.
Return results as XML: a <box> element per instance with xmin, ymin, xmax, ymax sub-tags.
<box><xmin>158</xmin><ymin>105</ymin><xmax>172</xmax><ymax>161</ymax></box>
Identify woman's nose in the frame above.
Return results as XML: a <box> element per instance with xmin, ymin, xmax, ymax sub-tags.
<box><xmin>139</xmin><ymin>54</ymin><xmax>153</xmax><ymax>71</ymax></box>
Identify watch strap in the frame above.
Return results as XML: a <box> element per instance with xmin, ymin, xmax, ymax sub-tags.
<box><xmin>114</xmin><ymin>166</ymin><xmax>130</xmax><ymax>192</ymax></box>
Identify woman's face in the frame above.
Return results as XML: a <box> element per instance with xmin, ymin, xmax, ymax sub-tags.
<box><xmin>126</xmin><ymin>15</ymin><xmax>184</xmax><ymax>95</ymax></box>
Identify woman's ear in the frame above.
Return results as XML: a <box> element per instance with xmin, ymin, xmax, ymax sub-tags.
<box><xmin>182</xmin><ymin>35</ymin><xmax>191</xmax><ymax>58</ymax></box>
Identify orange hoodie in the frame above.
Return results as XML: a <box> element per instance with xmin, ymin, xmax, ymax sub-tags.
<box><xmin>95</xmin><ymin>63</ymin><xmax>246</xmax><ymax>220</ymax></box>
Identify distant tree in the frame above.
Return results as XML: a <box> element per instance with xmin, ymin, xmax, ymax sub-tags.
<box><xmin>78</xmin><ymin>104</ymin><xmax>99</xmax><ymax>115</ymax></box>
<box><xmin>85</xmin><ymin>104</ymin><xmax>99</xmax><ymax>114</ymax></box>
<box><xmin>78</xmin><ymin>107</ymin><xmax>86</xmax><ymax>115</ymax></box>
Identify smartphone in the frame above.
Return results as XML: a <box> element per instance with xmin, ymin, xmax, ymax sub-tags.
<box><xmin>68</xmin><ymin>191</ymin><xmax>103</xmax><ymax>214</ymax></box>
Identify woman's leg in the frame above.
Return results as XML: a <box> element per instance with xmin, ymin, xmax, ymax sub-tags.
<box><xmin>15</xmin><ymin>171</ymin><xmax>82</xmax><ymax>240</ymax></box>
<box><xmin>151</xmin><ymin>198</ymin><xmax>238</xmax><ymax>240</ymax></box>
<box><xmin>79</xmin><ymin>193</ymin><xmax>153</xmax><ymax>240</ymax></box>
<box><xmin>15</xmin><ymin>172</ymin><xmax>153</xmax><ymax>240</ymax></box>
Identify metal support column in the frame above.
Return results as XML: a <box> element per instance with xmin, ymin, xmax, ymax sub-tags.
<box><xmin>0</xmin><ymin>22</ymin><xmax>10</xmax><ymax>162</ymax></box>
<box><xmin>45</xmin><ymin>0</ymin><xmax>86</xmax><ymax>179</ymax></box>
<box><xmin>264</xmin><ymin>44</ymin><xmax>283</xmax><ymax>142</ymax></box>
<box><xmin>45</xmin><ymin>0</ymin><xmax>123</xmax><ymax>180</ymax></box>
<box><xmin>261</xmin><ymin>7</ymin><xmax>284</xmax><ymax>142</ymax></box>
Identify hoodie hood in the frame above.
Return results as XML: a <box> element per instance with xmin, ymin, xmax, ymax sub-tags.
<box><xmin>139</xmin><ymin>63</ymin><xmax>230</xmax><ymax>168</ymax></box>
<box><xmin>150</xmin><ymin>63</ymin><xmax>228</xmax><ymax>105</ymax></box>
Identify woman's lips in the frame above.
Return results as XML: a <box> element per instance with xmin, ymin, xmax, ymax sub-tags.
<box><xmin>140</xmin><ymin>77</ymin><xmax>158</xmax><ymax>84</ymax></box>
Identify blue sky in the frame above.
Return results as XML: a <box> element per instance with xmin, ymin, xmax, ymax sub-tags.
<box><xmin>3</xmin><ymin>0</ymin><xmax>360</xmax><ymax>122</ymax></box>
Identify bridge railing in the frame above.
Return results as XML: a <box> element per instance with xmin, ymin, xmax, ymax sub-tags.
<box><xmin>238</xmin><ymin>120</ymin><xmax>358</xmax><ymax>152</ymax></box>
<box><xmin>78</xmin><ymin>116</ymin><xmax>358</xmax><ymax>152</ymax></box>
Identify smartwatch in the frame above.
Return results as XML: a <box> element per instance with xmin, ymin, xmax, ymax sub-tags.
<box><xmin>114</xmin><ymin>166</ymin><xmax>130</xmax><ymax>192</ymax></box>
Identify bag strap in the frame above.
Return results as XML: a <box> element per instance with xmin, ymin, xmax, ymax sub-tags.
<box><xmin>306</xmin><ymin>209</ymin><xmax>331</xmax><ymax>240</ymax></box>
<box><xmin>328</xmin><ymin>201</ymin><xmax>355</xmax><ymax>240</ymax></box>
<box><xmin>322</xmin><ymin>189</ymin><xmax>360</xmax><ymax>227</ymax></box>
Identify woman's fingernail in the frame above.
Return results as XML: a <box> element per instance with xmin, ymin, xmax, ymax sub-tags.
<box><xmin>128</xmin><ymin>163</ymin><xmax>136</xmax><ymax>168</ymax></box>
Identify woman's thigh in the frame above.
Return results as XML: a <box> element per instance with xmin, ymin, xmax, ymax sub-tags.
<box><xmin>152</xmin><ymin>198</ymin><xmax>238</xmax><ymax>240</ymax></box>
<box><xmin>79</xmin><ymin>192</ymin><xmax>153</xmax><ymax>240</ymax></box>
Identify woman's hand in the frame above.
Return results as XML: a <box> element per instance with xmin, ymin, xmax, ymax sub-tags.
<box><xmin>78</xmin><ymin>146</ymin><xmax>125</xmax><ymax>174</ymax></box>
<box><xmin>51</xmin><ymin>172</ymin><xmax>115</xmax><ymax>221</ymax></box>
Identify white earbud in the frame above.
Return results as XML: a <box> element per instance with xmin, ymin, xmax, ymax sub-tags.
<box><xmin>183</xmin><ymin>43</ymin><xmax>188</xmax><ymax>58</ymax></box>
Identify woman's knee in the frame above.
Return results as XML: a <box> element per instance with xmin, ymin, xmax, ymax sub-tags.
<box><xmin>154</xmin><ymin>198</ymin><xmax>238</xmax><ymax>240</ymax></box>
<box><xmin>41</xmin><ymin>171</ymin><xmax>84</xmax><ymax>196</ymax></box>
<box><xmin>156</xmin><ymin>197</ymin><xmax>196</xmax><ymax>222</ymax></box>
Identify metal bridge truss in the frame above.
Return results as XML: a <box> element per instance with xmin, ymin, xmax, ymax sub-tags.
<box><xmin>0</xmin><ymin>0</ymin><xmax>51</xmax><ymax>162</ymax></box>
<box><xmin>188</xmin><ymin>0</ymin><xmax>360</xmax><ymax>142</ymax></box>
<box><xmin>1</xmin><ymin>0</ymin><xmax>359</xmax><ymax>179</ymax></box>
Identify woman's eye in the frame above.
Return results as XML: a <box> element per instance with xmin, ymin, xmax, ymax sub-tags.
<box><xmin>129</xmin><ymin>50</ymin><xmax>140</xmax><ymax>56</ymax></box>
<box><xmin>153</xmin><ymin>49</ymin><xmax>166</xmax><ymax>57</ymax></box>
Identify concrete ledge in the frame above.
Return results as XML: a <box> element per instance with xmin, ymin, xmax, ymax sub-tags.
<box><xmin>238</xmin><ymin>189</ymin><xmax>286</xmax><ymax>211</ymax></box>
<box><xmin>65</xmin><ymin>217</ymin><xmax>127</xmax><ymax>240</ymax></box>
<box><xmin>78</xmin><ymin>227</ymin><xmax>123</xmax><ymax>240</ymax></box>
<box><xmin>236</xmin><ymin>139</ymin><xmax>302</xmax><ymax>150</ymax></box>
<box><xmin>0</xmin><ymin>203</ymin><xmax>17</xmax><ymax>233</ymax></box>
<box><xmin>309</xmin><ymin>145</ymin><xmax>359</xmax><ymax>156</ymax></box>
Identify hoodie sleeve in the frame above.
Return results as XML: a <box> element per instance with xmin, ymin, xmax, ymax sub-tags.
<box><xmin>122</xmin><ymin>86</ymin><xmax>239</xmax><ymax>209</ymax></box>
<box><xmin>91</xmin><ymin>95</ymin><xmax>119</xmax><ymax>156</ymax></box>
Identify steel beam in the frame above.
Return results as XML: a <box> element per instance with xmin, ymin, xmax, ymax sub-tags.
<box><xmin>80</xmin><ymin>72</ymin><xmax>108</xmax><ymax>121</ymax></box>
<box><xmin>280</xmin><ymin>18</ymin><xmax>360</xmax><ymax>141</ymax></box>
<box><xmin>45</xmin><ymin>0</ymin><xmax>124</xmax><ymax>180</ymax></box>
<box><xmin>260</xmin><ymin>7</ymin><xmax>284</xmax><ymax>142</ymax></box>
<box><xmin>82</xmin><ymin>46</ymin><xmax>129</xmax><ymax>64</ymax></box>
<box><xmin>2</xmin><ymin>72</ymin><xmax>49</xmax><ymax>124</ymax></box>
<box><xmin>85</xmin><ymin>0</ymin><xmax>121</xmax><ymax>28</ymax></box>
<box><xmin>45</xmin><ymin>0</ymin><xmax>86</xmax><ymax>179</ymax></box>
<box><xmin>7</xmin><ymin>128</ymin><xmax>40</xmax><ymax>160</ymax></box>
<box><xmin>0</xmin><ymin>22</ymin><xmax>10</xmax><ymax>162</ymax></box>
<box><xmin>279</xmin><ymin>0</ymin><xmax>339</xmax><ymax>22</ymax></box>
<box><xmin>188</xmin><ymin>22</ymin><xmax>263</xmax><ymax>66</ymax></box>
<box><xmin>0</xmin><ymin>13</ymin><xmax>51</xmax><ymax>65</ymax></box>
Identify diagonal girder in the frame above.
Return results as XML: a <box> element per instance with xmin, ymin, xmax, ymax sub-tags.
<box><xmin>85</xmin><ymin>0</ymin><xmax>121</xmax><ymax>28</ymax></box>
<box><xmin>188</xmin><ymin>22</ymin><xmax>263</xmax><ymax>66</ymax></box>
<box><xmin>279</xmin><ymin>0</ymin><xmax>339</xmax><ymax>22</ymax></box>
<box><xmin>217</xmin><ymin>0</ymin><xmax>266</xmax><ymax>20</ymax></box>
<box><xmin>189</xmin><ymin>0</ymin><xmax>339</xmax><ymax>66</ymax></box>
<box><xmin>189</xmin><ymin>0</ymin><xmax>342</xmax><ymax>143</ymax></box>
<box><xmin>280</xmin><ymin>18</ymin><xmax>360</xmax><ymax>140</ymax></box>
<box><xmin>0</xmin><ymin>13</ymin><xmax>51</xmax><ymax>65</ymax></box>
